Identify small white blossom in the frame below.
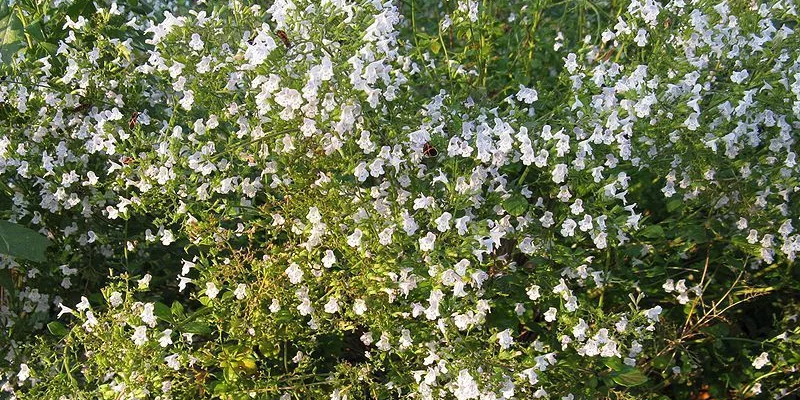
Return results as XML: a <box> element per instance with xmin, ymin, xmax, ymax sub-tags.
<box><xmin>285</xmin><ymin>263</ymin><xmax>304</xmax><ymax>284</ymax></box>
<box><xmin>234</xmin><ymin>284</ymin><xmax>247</xmax><ymax>300</ymax></box>
<box><xmin>516</xmin><ymin>86</ymin><xmax>538</xmax><ymax>104</ymax></box>
<box><xmin>752</xmin><ymin>352</ymin><xmax>770</xmax><ymax>369</ymax></box>
<box><xmin>17</xmin><ymin>364</ymin><xmax>30</xmax><ymax>383</ymax></box>
<box><xmin>452</xmin><ymin>369</ymin><xmax>480</xmax><ymax>400</ymax></box>
<box><xmin>205</xmin><ymin>282</ymin><xmax>219</xmax><ymax>299</ymax></box>
<box><xmin>419</xmin><ymin>232</ymin><xmax>436</xmax><ymax>251</ymax></box>
<box><xmin>497</xmin><ymin>329</ymin><xmax>514</xmax><ymax>349</ymax></box>
<box><xmin>131</xmin><ymin>326</ymin><xmax>148</xmax><ymax>346</ymax></box>
<box><xmin>353</xmin><ymin>299</ymin><xmax>368</xmax><ymax>315</ymax></box>
<box><xmin>324</xmin><ymin>297</ymin><xmax>340</xmax><ymax>313</ymax></box>
<box><xmin>544</xmin><ymin>307</ymin><xmax>557</xmax><ymax>322</ymax></box>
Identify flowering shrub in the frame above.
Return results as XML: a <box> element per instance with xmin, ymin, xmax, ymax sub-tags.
<box><xmin>1</xmin><ymin>0</ymin><xmax>799</xmax><ymax>398</ymax></box>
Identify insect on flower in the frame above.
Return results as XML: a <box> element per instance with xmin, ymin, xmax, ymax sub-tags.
<box><xmin>129</xmin><ymin>112</ymin><xmax>139</xmax><ymax>129</ymax></box>
<box><xmin>71</xmin><ymin>103</ymin><xmax>91</xmax><ymax>113</ymax></box>
<box><xmin>423</xmin><ymin>142</ymin><xmax>438</xmax><ymax>157</ymax></box>
<box><xmin>121</xmin><ymin>155</ymin><xmax>135</xmax><ymax>165</ymax></box>
<box><xmin>276</xmin><ymin>30</ymin><xmax>292</xmax><ymax>48</ymax></box>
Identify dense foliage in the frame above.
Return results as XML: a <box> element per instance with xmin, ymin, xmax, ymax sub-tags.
<box><xmin>1</xmin><ymin>0</ymin><xmax>799</xmax><ymax>398</ymax></box>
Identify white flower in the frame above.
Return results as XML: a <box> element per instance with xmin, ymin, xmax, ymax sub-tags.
<box><xmin>752</xmin><ymin>352</ymin><xmax>770</xmax><ymax>369</ymax></box>
<box><xmin>109</xmin><ymin>291</ymin><xmax>123</xmax><ymax>307</ymax></box>
<box><xmin>419</xmin><ymin>232</ymin><xmax>436</xmax><ymax>252</ymax></box>
<box><xmin>159</xmin><ymin>329</ymin><xmax>173</xmax><ymax>347</ymax></box>
<box><xmin>17</xmin><ymin>363</ymin><xmax>30</xmax><ymax>382</ymax></box>
<box><xmin>552</xmin><ymin>163</ymin><xmax>568</xmax><ymax>183</ymax></box>
<box><xmin>527</xmin><ymin>285</ymin><xmax>541</xmax><ymax>301</ymax></box>
<box><xmin>161</xmin><ymin>229</ymin><xmax>176</xmax><ymax>245</ymax></box>
<box><xmin>297</xmin><ymin>298</ymin><xmax>313</xmax><ymax>316</ymax></box>
<box><xmin>131</xmin><ymin>326</ymin><xmax>148</xmax><ymax>346</ymax></box>
<box><xmin>324</xmin><ymin>297</ymin><xmax>340</xmax><ymax>313</ymax></box>
<box><xmin>578</xmin><ymin>215</ymin><xmax>593</xmax><ymax>232</ymax></box>
<box><xmin>205</xmin><ymin>282</ymin><xmax>219</xmax><ymax>299</ymax></box>
<box><xmin>285</xmin><ymin>263</ymin><xmax>304</xmax><ymax>284</ymax></box>
<box><xmin>376</xmin><ymin>332</ymin><xmax>392</xmax><ymax>351</ymax></box>
<box><xmin>573</xmin><ymin>319</ymin><xmax>589</xmax><ymax>340</ymax></box>
<box><xmin>182</xmin><ymin>259</ymin><xmax>195</xmax><ymax>275</ymax></box>
<box><xmin>560</xmin><ymin>219</ymin><xmax>577</xmax><ymax>237</ymax></box>
<box><xmin>234</xmin><ymin>284</ymin><xmax>247</xmax><ymax>300</ymax></box>
<box><xmin>244</xmin><ymin>33</ymin><xmax>277</xmax><ymax>66</ymax></box>
<box><xmin>322</xmin><ymin>250</ymin><xmax>337</xmax><ymax>268</ymax></box>
<box><xmin>452</xmin><ymin>369</ymin><xmax>480</xmax><ymax>400</ymax></box>
<box><xmin>179</xmin><ymin>90</ymin><xmax>195</xmax><ymax>111</ymax></box>
<box><xmin>399</xmin><ymin>329</ymin><xmax>413</xmax><ymax>349</ymax></box>
<box><xmin>520</xmin><ymin>368</ymin><xmax>538</xmax><ymax>385</ymax></box>
<box><xmin>269</xmin><ymin>299</ymin><xmax>281</xmax><ymax>313</ymax></box>
<box><xmin>516</xmin><ymin>86</ymin><xmax>538</xmax><ymax>104</ymax></box>
<box><xmin>347</xmin><ymin>229</ymin><xmax>364</xmax><ymax>248</ymax></box>
<box><xmin>361</xmin><ymin>331</ymin><xmax>374</xmax><ymax>346</ymax></box>
<box><xmin>353</xmin><ymin>299</ymin><xmax>367</xmax><ymax>315</ymax></box>
<box><xmin>644</xmin><ymin>305</ymin><xmax>662</xmax><ymax>322</ymax></box>
<box><xmin>138</xmin><ymin>274</ymin><xmax>152</xmax><ymax>289</ymax></box>
<box><xmin>500</xmin><ymin>379</ymin><xmax>515</xmax><ymax>398</ymax></box>
<box><xmin>165</xmin><ymin>354</ymin><xmax>181</xmax><ymax>370</ymax></box>
<box><xmin>76</xmin><ymin>296</ymin><xmax>90</xmax><ymax>311</ymax></box>
<box><xmin>544</xmin><ymin>307</ymin><xmax>557</xmax><ymax>322</ymax></box>
<box><xmin>684</xmin><ymin>113</ymin><xmax>700</xmax><ymax>131</ymax></box>
<box><xmin>354</xmin><ymin>162</ymin><xmax>369</xmax><ymax>182</ymax></box>
<box><xmin>57</xmin><ymin>303</ymin><xmax>74</xmax><ymax>318</ymax></box>
<box><xmin>731</xmin><ymin>70</ymin><xmax>749</xmax><ymax>84</ymax></box>
<box><xmin>413</xmin><ymin>195</ymin><xmax>434</xmax><ymax>210</ymax></box>
<box><xmin>615</xmin><ymin>317</ymin><xmax>628</xmax><ymax>333</ymax></box>
<box><xmin>188</xmin><ymin>33</ymin><xmax>204</xmax><ymax>51</ymax></box>
<box><xmin>275</xmin><ymin>88</ymin><xmax>303</xmax><ymax>111</ymax></box>
<box><xmin>634</xmin><ymin>29</ymin><xmax>648</xmax><ymax>46</ymax></box>
<box><xmin>564</xmin><ymin>53</ymin><xmax>578</xmax><ymax>73</ymax></box>
<box><xmin>141</xmin><ymin>303</ymin><xmax>157</xmax><ymax>327</ymax></box>
<box><xmin>435</xmin><ymin>212</ymin><xmax>452</xmax><ymax>232</ymax></box>
<box><xmin>178</xmin><ymin>276</ymin><xmax>192</xmax><ymax>292</ymax></box>
<box><xmin>497</xmin><ymin>329</ymin><xmax>514</xmax><ymax>349</ymax></box>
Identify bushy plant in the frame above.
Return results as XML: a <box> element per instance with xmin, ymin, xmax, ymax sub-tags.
<box><xmin>0</xmin><ymin>0</ymin><xmax>799</xmax><ymax>398</ymax></box>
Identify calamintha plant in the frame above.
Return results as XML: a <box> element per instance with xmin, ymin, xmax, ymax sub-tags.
<box><xmin>0</xmin><ymin>0</ymin><xmax>799</xmax><ymax>398</ymax></box>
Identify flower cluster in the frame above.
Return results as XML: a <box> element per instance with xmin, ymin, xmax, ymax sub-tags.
<box><xmin>0</xmin><ymin>0</ymin><xmax>799</xmax><ymax>398</ymax></box>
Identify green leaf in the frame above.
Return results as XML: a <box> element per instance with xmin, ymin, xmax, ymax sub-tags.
<box><xmin>611</xmin><ymin>367</ymin><xmax>649</xmax><ymax>387</ymax></box>
<box><xmin>603</xmin><ymin>357</ymin><xmax>626</xmax><ymax>371</ymax></box>
<box><xmin>37</xmin><ymin>41</ymin><xmax>57</xmax><ymax>56</ymax></box>
<box><xmin>0</xmin><ymin>268</ymin><xmax>14</xmax><ymax>292</ymax></box>
<box><xmin>66</xmin><ymin>0</ymin><xmax>96</xmax><ymax>19</ymax></box>
<box><xmin>170</xmin><ymin>301</ymin><xmax>185</xmax><ymax>319</ymax></box>
<box><xmin>701</xmin><ymin>323</ymin><xmax>730</xmax><ymax>338</ymax></box>
<box><xmin>684</xmin><ymin>224</ymin><xmax>707</xmax><ymax>243</ymax></box>
<box><xmin>486</xmin><ymin>301</ymin><xmax>518</xmax><ymax>330</ymax></box>
<box><xmin>223</xmin><ymin>365</ymin><xmax>239</xmax><ymax>382</ymax></box>
<box><xmin>26</xmin><ymin>20</ymin><xmax>44</xmax><ymax>42</ymax></box>
<box><xmin>430</xmin><ymin>40</ymin><xmax>441</xmax><ymax>54</ymax></box>
<box><xmin>0</xmin><ymin>9</ymin><xmax>25</xmax><ymax>64</ymax></box>
<box><xmin>47</xmin><ymin>321</ymin><xmax>69</xmax><ymax>337</ymax></box>
<box><xmin>181</xmin><ymin>321</ymin><xmax>211</xmax><ymax>335</ymax></box>
<box><xmin>212</xmin><ymin>381</ymin><xmax>231</xmax><ymax>395</ymax></box>
<box><xmin>503</xmin><ymin>194</ymin><xmax>528</xmax><ymax>217</ymax></box>
<box><xmin>651</xmin><ymin>354</ymin><xmax>672</xmax><ymax>370</ymax></box>
<box><xmin>0</xmin><ymin>220</ymin><xmax>51</xmax><ymax>262</ymax></box>
<box><xmin>640</xmin><ymin>224</ymin><xmax>664</xmax><ymax>239</ymax></box>
<box><xmin>666</xmin><ymin>199</ymin><xmax>683</xmax><ymax>213</ymax></box>
<box><xmin>153</xmin><ymin>302</ymin><xmax>172</xmax><ymax>322</ymax></box>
